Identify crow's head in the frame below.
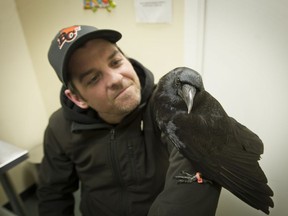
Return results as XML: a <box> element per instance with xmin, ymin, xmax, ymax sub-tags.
<box><xmin>156</xmin><ymin>67</ymin><xmax>204</xmax><ymax>113</ymax></box>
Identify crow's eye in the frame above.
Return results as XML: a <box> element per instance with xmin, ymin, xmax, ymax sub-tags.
<box><xmin>175</xmin><ymin>78</ymin><xmax>181</xmax><ymax>87</ymax></box>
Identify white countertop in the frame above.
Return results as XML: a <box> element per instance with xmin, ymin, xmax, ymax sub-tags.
<box><xmin>0</xmin><ymin>140</ymin><xmax>28</xmax><ymax>173</ymax></box>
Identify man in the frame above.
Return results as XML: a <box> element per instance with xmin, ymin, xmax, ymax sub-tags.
<box><xmin>38</xmin><ymin>25</ymin><xmax>221</xmax><ymax>216</ymax></box>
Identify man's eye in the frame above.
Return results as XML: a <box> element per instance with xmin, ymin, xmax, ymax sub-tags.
<box><xmin>87</xmin><ymin>75</ymin><xmax>100</xmax><ymax>85</ymax></box>
<box><xmin>111</xmin><ymin>59</ymin><xmax>122</xmax><ymax>67</ymax></box>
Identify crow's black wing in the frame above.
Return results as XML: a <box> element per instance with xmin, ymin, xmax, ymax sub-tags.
<box><xmin>168</xmin><ymin>90</ymin><xmax>273</xmax><ymax>214</ymax></box>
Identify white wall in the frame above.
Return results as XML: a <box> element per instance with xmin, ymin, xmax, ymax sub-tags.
<box><xmin>201</xmin><ymin>0</ymin><xmax>288</xmax><ymax>215</ymax></box>
<box><xmin>0</xmin><ymin>0</ymin><xmax>47</xmax><ymax>204</ymax></box>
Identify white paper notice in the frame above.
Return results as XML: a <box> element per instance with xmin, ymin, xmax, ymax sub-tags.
<box><xmin>135</xmin><ymin>0</ymin><xmax>172</xmax><ymax>23</ymax></box>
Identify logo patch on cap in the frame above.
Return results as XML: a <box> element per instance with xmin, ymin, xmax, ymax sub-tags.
<box><xmin>57</xmin><ymin>26</ymin><xmax>81</xmax><ymax>49</ymax></box>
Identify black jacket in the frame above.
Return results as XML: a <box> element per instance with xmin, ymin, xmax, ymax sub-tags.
<box><xmin>38</xmin><ymin>59</ymin><xmax>169</xmax><ymax>216</ymax></box>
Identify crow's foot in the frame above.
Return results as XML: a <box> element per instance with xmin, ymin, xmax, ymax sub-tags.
<box><xmin>174</xmin><ymin>171</ymin><xmax>213</xmax><ymax>184</ymax></box>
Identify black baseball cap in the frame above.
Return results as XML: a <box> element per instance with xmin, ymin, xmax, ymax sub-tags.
<box><xmin>48</xmin><ymin>25</ymin><xmax>122</xmax><ymax>86</ymax></box>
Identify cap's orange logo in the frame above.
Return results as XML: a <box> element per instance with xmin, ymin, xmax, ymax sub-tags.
<box><xmin>57</xmin><ymin>26</ymin><xmax>81</xmax><ymax>49</ymax></box>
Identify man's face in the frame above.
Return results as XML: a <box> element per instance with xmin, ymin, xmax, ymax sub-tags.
<box><xmin>66</xmin><ymin>39</ymin><xmax>141</xmax><ymax>124</ymax></box>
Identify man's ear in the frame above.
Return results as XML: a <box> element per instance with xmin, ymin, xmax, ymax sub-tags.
<box><xmin>64</xmin><ymin>89</ymin><xmax>89</xmax><ymax>109</ymax></box>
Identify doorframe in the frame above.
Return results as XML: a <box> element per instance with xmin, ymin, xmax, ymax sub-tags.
<box><xmin>184</xmin><ymin>0</ymin><xmax>206</xmax><ymax>74</ymax></box>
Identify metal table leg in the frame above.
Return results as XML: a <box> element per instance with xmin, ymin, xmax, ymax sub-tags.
<box><xmin>0</xmin><ymin>172</ymin><xmax>27</xmax><ymax>216</ymax></box>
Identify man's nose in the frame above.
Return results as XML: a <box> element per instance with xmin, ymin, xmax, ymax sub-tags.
<box><xmin>106</xmin><ymin>71</ymin><xmax>123</xmax><ymax>89</ymax></box>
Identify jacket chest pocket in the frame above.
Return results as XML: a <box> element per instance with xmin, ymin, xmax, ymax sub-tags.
<box><xmin>71</xmin><ymin>135</ymin><xmax>114</xmax><ymax>187</ymax></box>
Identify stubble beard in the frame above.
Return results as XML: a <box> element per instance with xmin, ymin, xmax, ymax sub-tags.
<box><xmin>114</xmin><ymin>86</ymin><xmax>141</xmax><ymax>114</ymax></box>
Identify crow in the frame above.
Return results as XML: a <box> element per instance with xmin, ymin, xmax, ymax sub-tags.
<box><xmin>151</xmin><ymin>67</ymin><xmax>274</xmax><ymax>214</ymax></box>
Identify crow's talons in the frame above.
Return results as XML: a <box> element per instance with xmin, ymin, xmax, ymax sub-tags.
<box><xmin>174</xmin><ymin>171</ymin><xmax>213</xmax><ymax>184</ymax></box>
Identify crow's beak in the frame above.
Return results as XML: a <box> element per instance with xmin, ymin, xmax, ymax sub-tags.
<box><xmin>180</xmin><ymin>84</ymin><xmax>196</xmax><ymax>114</ymax></box>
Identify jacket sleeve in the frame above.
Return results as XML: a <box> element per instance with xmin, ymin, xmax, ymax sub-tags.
<box><xmin>148</xmin><ymin>146</ymin><xmax>221</xmax><ymax>216</ymax></box>
<box><xmin>37</xmin><ymin>125</ymin><xmax>79</xmax><ymax>216</ymax></box>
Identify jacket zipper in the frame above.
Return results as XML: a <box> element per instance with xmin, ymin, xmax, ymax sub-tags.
<box><xmin>127</xmin><ymin>143</ymin><xmax>138</xmax><ymax>185</ymax></box>
<box><xmin>109</xmin><ymin>128</ymin><xmax>127</xmax><ymax>216</ymax></box>
<box><xmin>110</xmin><ymin>128</ymin><xmax>122</xmax><ymax>184</ymax></box>
<box><xmin>128</xmin><ymin>120</ymin><xmax>143</xmax><ymax>184</ymax></box>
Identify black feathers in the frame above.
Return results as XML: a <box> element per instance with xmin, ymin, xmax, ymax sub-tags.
<box><xmin>151</xmin><ymin>67</ymin><xmax>274</xmax><ymax>214</ymax></box>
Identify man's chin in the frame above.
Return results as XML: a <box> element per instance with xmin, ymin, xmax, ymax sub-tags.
<box><xmin>116</xmin><ymin>96</ymin><xmax>141</xmax><ymax>113</ymax></box>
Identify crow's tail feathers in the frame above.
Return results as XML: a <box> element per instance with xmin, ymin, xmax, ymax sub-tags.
<box><xmin>219</xmin><ymin>150</ymin><xmax>274</xmax><ymax>215</ymax></box>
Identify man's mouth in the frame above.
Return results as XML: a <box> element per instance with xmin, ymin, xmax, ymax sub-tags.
<box><xmin>114</xmin><ymin>85</ymin><xmax>132</xmax><ymax>99</ymax></box>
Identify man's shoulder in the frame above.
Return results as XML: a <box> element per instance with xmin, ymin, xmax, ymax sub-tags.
<box><xmin>46</xmin><ymin>108</ymin><xmax>73</xmax><ymax>140</ymax></box>
<box><xmin>48</xmin><ymin>107</ymin><xmax>70</xmax><ymax>129</ymax></box>
<box><xmin>49</xmin><ymin>107</ymin><xmax>64</xmax><ymax>121</ymax></box>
